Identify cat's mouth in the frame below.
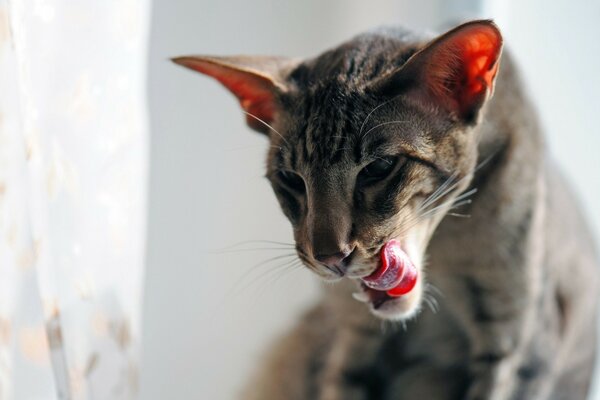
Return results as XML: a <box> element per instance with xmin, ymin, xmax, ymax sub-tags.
<box><xmin>361</xmin><ymin>240</ymin><xmax>417</xmax><ymax>294</ymax></box>
<box><xmin>353</xmin><ymin>240</ymin><xmax>421</xmax><ymax>318</ymax></box>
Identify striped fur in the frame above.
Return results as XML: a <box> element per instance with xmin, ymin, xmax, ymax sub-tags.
<box><xmin>175</xmin><ymin>20</ymin><xmax>599</xmax><ymax>400</ymax></box>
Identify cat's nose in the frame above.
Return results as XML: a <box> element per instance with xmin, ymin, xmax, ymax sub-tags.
<box><xmin>315</xmin><ymin>245</ymin><xmax>355</xmax><ymax>275</ymax></box>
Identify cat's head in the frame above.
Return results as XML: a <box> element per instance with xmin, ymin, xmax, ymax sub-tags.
<box><xmin>174</xmin><ymin>20</ymin><xmax>502</xmax><ymax>320</ymax></box>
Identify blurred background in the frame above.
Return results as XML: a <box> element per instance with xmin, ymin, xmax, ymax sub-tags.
<box><xmin>142</xmin><ymin>0</ymin><xmax>600</xmax><ymax>399</ymax></box>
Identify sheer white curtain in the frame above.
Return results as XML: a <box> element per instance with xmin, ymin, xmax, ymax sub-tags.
<box><xmin>0</xmin><ymin>1</ymin><xmax>149</xmax><ymax>399</ymax></box>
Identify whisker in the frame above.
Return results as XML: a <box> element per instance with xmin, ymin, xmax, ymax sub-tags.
<box><xmin>426</xmin><ymin>283</ymin><xmax>444</xmax><ymax>298</ymax></box>
<box><xmin>387</xmin><ymin>187</ymin><xmax>477</xmax><ymax>241</ymax></box>
<box><xmin>450</xmin><ymin>187</ymin><xmax>478</xmax><ymax>203</ymax></box>
<box><xmin>222</xmin><ymin>144</ymin><xmax>282</xmax><ymax>152</ymax></box>
<box><xmin>215</xmin><ymin>240</ymin><xmax>296</xmax><ymax>251</ymax></box>
<box><xmin>210</xmin><ymin>247</ymin><xmax>297</xmax><ymax>254</ymax></box>
<box><xmin>447</xmin><ymin>213</ymin><xmax>471</xmax><ymax>218</ymax></box>
<box><xmin>361</xmin><ymin>120</ymin><xmax>408</xmax><ymax>138</ymax></box>
<box><xmin>277</xmin><ymin>263</ymin><xmax>305</xmax><ymax>287</ymax></box>
<box><xmin>416</xmin><ymin>187</ymin><xmax>478</xmax><ymax>223</ymax></box>
<box><xmin>359</xmin><ymin>94</ymin><xmax>402</xmax><ymax>134</ymax></box>
<box><xmin>423</xmin><ymin>283</ymin><xmax>442</xmax><ymax>314</ymax></box>
<box><xmin>243</xmin><ymin>111</ymin><xmax>290</xmax><ymax>146</ymax></box>
<box><xmin>251</xmin><ymin>259</ymin><xmax>305</xmax><ymax>300</ymax></box>
<box><xmin>428</xmin><ymin>295</ymin><xmax>440</xmax><ymax>311</ymax></box>
<box><xmin>417</xmin><ymin>150</ymin><xmax>499</xmax><ymax>217</ymax></box>
<box><xmin>418</xmin><ymin>172</ymin><xmax>459</xmax><ymax>212</ymax></box>
<box><xmin>259</xmin><ymin>260</ymin><xmax>304</xmax><ymax>293</ymax></box>
<box><xmin>418</xmin><ymin>174</ymin><xmax>467</xmax><ymax>214</ymax></box>
<box><xmin>207</xmin><ymin>254</ymin><xmax>301</xmax><ymax>322</ymax></box>
<box><xmin>238</xmin><ymin>256</ymin><xmax>302</xmax><ymax>297</ymax></box>
<box><xmin>373</xmin><ymin>155</ymin><xmax>394</xmax><ymax>164</ymax></box>
<box><xmin>419</xmin><ymin>198</ymin><xmax>473</xmax><ymax>220</ymax></box>
<box><xmin>423</xmin><ymin>296</ymin><xmax>438</xmax><ymax>314</ymax></box>
<box><xmin>223</xmin><ymin>253</ymin><xmax>298</xmax><ymax>294</ymax></box>
<box><xmin>386</xmin><ymin>151</ymin><xmax>499</xmax><ymax>240</ymax></box>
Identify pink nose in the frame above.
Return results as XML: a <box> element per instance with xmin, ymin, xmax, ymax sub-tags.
<box><xmin>315</xmin><ymin>246</ymin><xmax>355</xmax><ymax>275</ymax></box>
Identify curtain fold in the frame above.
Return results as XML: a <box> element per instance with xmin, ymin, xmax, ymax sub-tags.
<box><xmin>0</xmin><ymin>0</ymin><xmax>149</xmax><ymax>398</ymax></box>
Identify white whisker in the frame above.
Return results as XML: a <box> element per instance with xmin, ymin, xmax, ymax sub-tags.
<box><xmin>243</xmin><ymin>111</ymin><xmax>290</xmax><ymax>146</ymax></box>
<box><xmin>447</xmin><ymin>213</ymin><xmax>471</xmax><ymax>218</ymax></box>
<box><xmin>359</xmin><ymin>94</ymin><xmax>403</xmax><ymax>134</ymax></box>
<box><xmin>419</xmin><ymin>172</ymin><xmax>459</xmax><ymax>212</ymax></box>
<box><xmin>419</xmin><ymin>197</ymin><xmax>473</xmax><ymax>220</ymax></box>
<box><xmin>362</xmin><ymin>120</ymin><xmax>408</xmax><ymax>138</ymax></box>
<box><xmin>216</xmin><ymin>240</ymin><xmax>296</xmax><ymax>250</ymax></box>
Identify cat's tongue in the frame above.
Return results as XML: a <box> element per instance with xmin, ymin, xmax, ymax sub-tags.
<box><xmin>361</xmin><ymin>240</ymin><xmax>417</xmax><ymax>297</ymax></box>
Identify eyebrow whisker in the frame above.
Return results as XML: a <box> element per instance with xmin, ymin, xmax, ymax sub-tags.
<box><xmin>243</xmin><ymin>111</ymin><xmax>290</xmax><ymax>146</ymax></box>
<box><xmin>361</xmin><ymin>120</ymin><xmax>408</xmax><ymax>138</ymax></box>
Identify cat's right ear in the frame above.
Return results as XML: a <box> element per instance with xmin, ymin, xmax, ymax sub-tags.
<box><xmin>172</xmin><ymin>55</ymin><xmax>296</xmax><ymax>134</ymax></box>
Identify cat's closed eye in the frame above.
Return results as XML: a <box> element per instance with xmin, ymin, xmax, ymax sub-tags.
<box><xmin>277</xmin><ymin>170</ymin><xmax>306</xmax><ymax>194</ymax></box>
<box><xmin>357</xmin><ymin>155</ymin><xmax>405</xmax><ymax>187</ymax></box>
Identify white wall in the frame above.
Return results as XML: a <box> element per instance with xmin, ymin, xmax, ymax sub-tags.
<box><xmin>141</xmin><ymin>1</ymin><xmax>600</xmax><ymax>399</ymax></box>
<box><xmin>498</xmin><ymin>0</ymin><xmax>600</xmax><ymax>240</ymax></box>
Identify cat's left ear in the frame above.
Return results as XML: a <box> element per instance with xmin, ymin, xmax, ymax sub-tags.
<box><xmin>373</xmin><ymin>20</ymin><xmax>503</xmax><ymax>124</ymax></box>
<box><xmin>172</xmin><ymin>55</ymin><xmax>296</xmax><ymax>133</ymax></box>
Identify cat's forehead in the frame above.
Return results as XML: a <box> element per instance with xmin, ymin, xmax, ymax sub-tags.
<box><xmin>272</xmin><ymin>31</ymin><xmax>432</xmax><ymax>171</ymax></box>
<box><xmin>278</xmin><ymin>82</ymin><xmax>372</xmax><ymax>169</ymax></box>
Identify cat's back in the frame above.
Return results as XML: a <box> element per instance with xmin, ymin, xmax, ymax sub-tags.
<box><xmin>538</xmin><ymin>158</ymin><xmax>599</xmax><ymax>398</ymax></box>
<box><xmin>483</xmin><ymin>46</ymin><xmax>600</xmax><ymax>397</ymax></box>
<box><xmin>544</xmin><ymin>159</ymin><xmax>599</xmax><ymax>321</ymax></box>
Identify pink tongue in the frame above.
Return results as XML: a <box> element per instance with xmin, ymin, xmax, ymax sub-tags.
<box><xmin>361</xmin><ymin>240</ymin><xmax>417</xmax><ymax>297</ymax></box>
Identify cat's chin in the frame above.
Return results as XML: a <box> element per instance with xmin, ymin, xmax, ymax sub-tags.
<box><xmin>354</xmin><ymin>278</ymin><xmax>424</xmax><ymax>321</ymax></box>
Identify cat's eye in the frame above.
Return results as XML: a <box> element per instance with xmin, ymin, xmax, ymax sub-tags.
<box><xmin>357</xmin><ymin>156</ymin><xmax>400</xmax><ymax>186</ymax></box>
<box><xmin>277</xmin><ymin>170</ymin><xmax>306</xmax><ymax>193</ymax></box>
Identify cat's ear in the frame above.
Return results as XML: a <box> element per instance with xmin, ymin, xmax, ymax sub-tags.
<box><xmin>373</xmin><ymin>20</ymin><xmax>503</xmax><ymax>124</ymax></box>
<box><xmin>172</xmin><ymin>55</ymin><xmax>295</xmax><ymax>133</ymax></box>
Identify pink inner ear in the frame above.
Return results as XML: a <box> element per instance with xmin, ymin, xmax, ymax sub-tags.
<box><xmin>460</xmin><ymin>30</ymin><xmax>501</xmax><ymax>99</ymax></box>
<box><xmin>179</xmin><ymin>58</ymin><xmax>276</xmax><ymax>127</ymax></box>
<box><xmin>218</xmin><ymin>74</ymin><xmax>275</xmax><ymax>124</ymax></box>
<box><xmin>425</xmin><ymin>24</ymin><xmax>502</xmax><ymax>118</ymax></box>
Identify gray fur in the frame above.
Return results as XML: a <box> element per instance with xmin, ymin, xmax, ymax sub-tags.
<box><xmin>174</xmin><ymin>20</ymin><xmax>599</xmax><ymax>400</ymax></box>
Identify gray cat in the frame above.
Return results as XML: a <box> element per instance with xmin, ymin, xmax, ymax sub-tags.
<box><xmin>174</xmin><ymin>20</ymin><xmax>599</xmax><ymax>400</ymax></box>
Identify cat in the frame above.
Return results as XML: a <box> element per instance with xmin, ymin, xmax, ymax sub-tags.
<box><xmin>173</xmin><ymin>20</ymin><xmax>599</xmax><ymax>400</ymax></box>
